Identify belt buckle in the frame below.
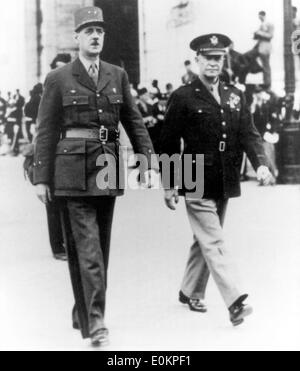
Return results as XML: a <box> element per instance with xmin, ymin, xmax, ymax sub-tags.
<box><xmin>219</xmin><ymin>141</ymin><xmax>226</xmax><ymax>152</ymax></box>
<box><xmin>99</xmin><ymin>126</ymin><xmax>108</xmax><ymax>143</ymax></box>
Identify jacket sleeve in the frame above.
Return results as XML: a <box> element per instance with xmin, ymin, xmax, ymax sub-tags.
<box><xmin>239</xmin><ymin>92</ymin><xmax>269</xmax><ymax>171</ymax></box>
<box><xmin>159</xmin><ymin>91</ymin><xmax>184</xmax><ymax>157</ymax></box>
<box><xmin>120</xmin><ymin>70</ymin><xmax>158</xmax><ymax>170</ymax></box>
<box><xmin>33</xmin><ymin>73</ymin><xmax>62</xmax><ymax>185</ymax></box>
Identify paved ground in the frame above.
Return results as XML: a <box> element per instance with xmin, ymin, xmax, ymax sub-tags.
<box><xmin>0</xmin><ymin>156</ymin><xmax>300</xmax><ymax>351</ymax></box>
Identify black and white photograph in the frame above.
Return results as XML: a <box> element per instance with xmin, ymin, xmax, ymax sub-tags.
<box><xmin>0</xmin><ymin>0</ymin><xmax>300</xmax><ymax>353</ymax></box>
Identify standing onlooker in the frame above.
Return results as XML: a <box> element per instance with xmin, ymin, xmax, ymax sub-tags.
<box><xmin>251</xmin><ymin>87</ymin><xmax>279</xmax><ymax>179</ymax></box>
<box><xmin>182</xmin><ymin>60</ymin><xmax>198</xmax><ymax>85</ymax></box>
<box><xmin>50</xmin><ymin>53</ymin><xmax>72</xmax><ymax>70</ymax></box>
<box><xmin>0</xmin><ymin>91</ymin><xmax>7</xmax><ymax>151</ymax></box>
<box><xmin>137</xmin><ymin>88</ymin><xmax>157</xmax><ymax>130</ymax></box>
<box><xmin>165</xmin><ymin>83</ymin><xmax>174</xmax><ymax>99</ymax></box>
<box><xmin>254</xmin><ymin>11</ymin><xmax>274</xmax><ymax>89</ymax></box>
<box><xmin>151</xmin><ymin>79</ymin><xmax>161</xmax><ymax>98</ymax></box>
<box><xmin>293</xmin><ymin>6</ymin><xmax>300</xmax><ymax>31</ymax></box>
<box><xmin>0</xmin><ymin>91</ymin><xmax>7</xmax><ymax>126</ymax></box>
<box><xmin>24</xmin><ymin>83</ymin><xmax>43</xmax><ymax>142</ymax></box>
<box><xmin>7</xmin><ymin>92</ymin><xmax>12</xmax><ymax>104</ymax></box>
<box><xmin>130</xmin><ymin>84</ymin><xmax>138</xmax><ymax>101</ymax></box>
<box><xmin>137</xmin><ymin>87</ymin><xmax>164</xmax><ymax>153</ymax></box>
<box><xmin>5</xmin><ymin>93</ymin><xmax>18</xmax><ymax>155</ymax></box>
<box><xmin>9</xmin><ymin>89</ymin><xmax>25</xmax><ymax>155</ymax></box>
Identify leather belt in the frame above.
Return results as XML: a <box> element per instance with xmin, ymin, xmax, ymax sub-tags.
<box><xmin>64</xmin><ymin>127</ymin><xmax>119</xmax><ymax>143</ymax></box>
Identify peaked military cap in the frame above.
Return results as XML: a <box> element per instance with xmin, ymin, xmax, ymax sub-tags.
<box><xmin>74</xmin><ymin>7</ymin><xmax>105</xmax><ymax>32</ymax></box>
<box><xmin>190</xmin><ymin>33</ymin><xmax>232</xmax><ymax>55</ymax></box>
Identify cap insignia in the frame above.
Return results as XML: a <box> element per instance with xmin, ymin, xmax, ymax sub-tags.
<box><xmin>210</xmin><ymin>36</ymin><xmax>219</xmax><ymax>46</ymax></box>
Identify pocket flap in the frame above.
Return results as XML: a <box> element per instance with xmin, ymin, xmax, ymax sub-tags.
<box><xmin>56</xmin><ymin>140</ymin><xmax>86</xmax><ymax>155</ymax></box>
<box><xmin>107</xmin><ymin>95</ymin><xmax>123</xmax><ymax>104</ymax></box>
<box><xmin>63</xmin><ymin>96</ymin><xmax>89</xmax><ymax>107</ymax></box>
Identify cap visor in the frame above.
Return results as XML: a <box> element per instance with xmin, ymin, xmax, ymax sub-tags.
<box><xmin>200</xmin><ymin>49</ymin><xmax>227</xmax><ymax>55</ymax></box>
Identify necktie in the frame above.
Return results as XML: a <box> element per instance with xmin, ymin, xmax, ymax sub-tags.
<box><xmin>210</xmin><ymin>84</ymin><xmax>221</xmax><ymax>105</ymax></box>
<box><xmin>89</xmin><ymin>63</ymin><xmax>98</xmax><ymax>87</ymax></box>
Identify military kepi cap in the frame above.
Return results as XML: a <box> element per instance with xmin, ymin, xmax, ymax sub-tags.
<box><xmin>190</xmin><ymin>33</ymin><xmax>232</xmax><ymax>55</ymax></box>
<box><xmin>74</xmin><ymin>7</ymin><xmax>105</xmax><ymax>32</ymax></box>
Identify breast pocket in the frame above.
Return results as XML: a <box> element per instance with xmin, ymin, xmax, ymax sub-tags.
<box><xmin>107</xmin><ymin>95</ymin><xmax>123</xmax><ymax>121</ymax></box>
<box><xmin>54</xmin><ymin>140</ymin><xmax>87</xmax><ymax>191</ymax></box>
<box><xmin>63</xmin><ymin>95</ymin><xmax>90</xmax><ymax>124</ymax></box>
<box><xmin>191</xmin><ymin>107</ymin><xmax>213</xmax><ymax>123</ymax></box>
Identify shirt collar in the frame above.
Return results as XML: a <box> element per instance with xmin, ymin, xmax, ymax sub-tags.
<box><xmin>199</xmin><ymin>76</ymin><xmax>220</xmax><ymax>93</ymax></box>
<box><xmin>79</xmin><ymin>54</ymin><xmax>100</xmax><ymax>73</ymax></box>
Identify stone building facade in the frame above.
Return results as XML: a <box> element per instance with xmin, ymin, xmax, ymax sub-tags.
<box><xmin>40</xmin><ymin>0</ymin><xmax>93</xmax><ymax>80</ymax></box>
<box><xmin>3</xmin><ymin>0</ymin><xmax>296</xmax><ymax>97</ymax></box>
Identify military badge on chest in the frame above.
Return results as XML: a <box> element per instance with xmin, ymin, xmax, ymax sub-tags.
<box><xmin>227</xmin><ymin>93</ymin><xmax>241</xmax><ymax>111</ymax></box>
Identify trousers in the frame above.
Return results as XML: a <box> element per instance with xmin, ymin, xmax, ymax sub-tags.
<box><xmin>60</xmin><ymin>196</ymin><xmax>116</xmax><ymax>338</ymax></box>
<box><xmin>46</xmin><ymin>199</ymin><xmax>65</xmax><ymax>255</ymax></box>
<box><xmin>181</xmin><ymin>198</ymin><xmax>243</xmax><ymax>308</ymax></box>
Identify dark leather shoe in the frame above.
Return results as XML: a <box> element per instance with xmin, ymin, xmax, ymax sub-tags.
<box><xmin>230</xmin><ymin>304</ymin><xmax>253</xmax><ymax>326</ymax></box>
<box><xmin>53</xmin><ymin>253</ymin><xmax>67</xmax><ymax>261</ymax></box>
<box><xmin>179</xmin><ymin>291</ymin><xmax>208</xmax><ymax>313</ymax></box>
<box><xmin>91</xmin><ymin>329</ymin><xmax>109</xmax><ymax>347</ymax></box>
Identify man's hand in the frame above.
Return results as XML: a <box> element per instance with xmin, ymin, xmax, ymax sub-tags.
<box><xmin>257</xmin><ymin>166</ymin><xmax>274</xmax><ymax>186</ymax></box>
<box><xmin>36</xmin><ymin>184</ymin><xmax>52</xmax><ymax>205</ymax></box>
<box><xmin>164</xmin><ymin>189</ymin><xmax>179</xmax><ymax>211</ymax></box>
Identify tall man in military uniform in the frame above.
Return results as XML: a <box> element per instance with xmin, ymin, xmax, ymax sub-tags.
<box><xmin>34</xmin><ymin>7</ymin><xmax>156</xmax><ymax>346</ymax></box>
<box><xmin>160</xmin><ymin>34</ymin><xmax>273</xmax><ymax>326</ymax></box>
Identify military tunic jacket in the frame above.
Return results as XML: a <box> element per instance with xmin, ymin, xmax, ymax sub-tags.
<box><xmin>34</xmin><ymin>59</ymin><xmax>156</xmax><ymax>197</ymax></box>
<box><xmin>160</xmin><ymin>79</ymin><xmax>269</xmax><ymax>199</ymax></box>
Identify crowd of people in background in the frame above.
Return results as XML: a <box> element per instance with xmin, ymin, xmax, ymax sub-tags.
<box><xmin>0</xmin><ymin>72</ymin><xmax>282</xmax><ymax>184</ymax></box>
<box><xmin>0</xmin><ymin>89</ymin><xmax>27</xmax><ymax>156</ymax></box>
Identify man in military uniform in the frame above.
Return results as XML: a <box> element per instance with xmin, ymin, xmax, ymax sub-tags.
<box><xmin>182</xmin><ymin>60</ymin><xmax>198</xmax><ymax>85</ymax></box>
<box><xmin>0</xmin><ymin>91</ymin><xmax>7</xmax><ymax>149</ymax></box>
<box><xmin>34</xmin><ymin>7</ymin><xmax>156</xmax><ymax>346</ymax></box>
<box><xmin>160</xmin><ymin>34</ymin><xmax>273</xmax><ymax>326</ymax></box>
